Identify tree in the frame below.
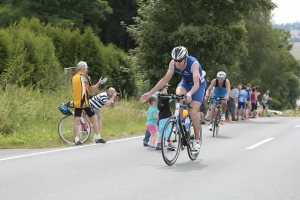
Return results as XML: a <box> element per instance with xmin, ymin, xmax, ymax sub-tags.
<box><xmin>100</xmin><ymin>0</ymin><xmax>138</xmax><ymax>51</ymax></box>
<box><xmin>127</xmin><ymin>0</ymin><xmax>275</xmax><ymax>86</ymax></box>
<box><xmin>0</xmin><ymin>0</ymin><xmax>112</xmax><ymax>33</ymax></box>
<box><xmin>240</xmin><ymin>9</ymin><xmax>300</xmax><ymax>110</ymax></box>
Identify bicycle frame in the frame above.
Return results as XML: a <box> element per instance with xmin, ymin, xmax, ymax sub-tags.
<box><xmin>169</xmin><ymin>95</ymin><xmax>192</xmax><ymax>148</ymax></box>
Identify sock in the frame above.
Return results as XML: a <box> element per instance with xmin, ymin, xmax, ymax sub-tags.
<box><xmin>75</xmin><ymin>137</ymin><xmax>80</xmax><ymax>142</ymax></box>
<box><xmin>195</xmin><ymin>140</ymin><xmax>200</xmax><ymax>144</ymax></box>
<box><xmin>95</xmin><ymin>134</ymin><xmax>101</xmax><ymax>139</ymax></box>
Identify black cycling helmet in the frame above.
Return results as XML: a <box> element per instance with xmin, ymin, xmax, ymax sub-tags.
<box><xmin>171</xmin><ymin>46</ymin><xmax>188</xmax><ymax>60</ymax></box>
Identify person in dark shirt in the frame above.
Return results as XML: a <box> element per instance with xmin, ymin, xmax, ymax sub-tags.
<box><xmin>156</xmin><ymin>84</ymin><xmax>175</xmax><ymax>151</ymax></box>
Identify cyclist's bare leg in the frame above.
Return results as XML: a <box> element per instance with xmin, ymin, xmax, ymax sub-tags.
<box><xmin>176</xmin><ymin>86</ymin><xmax>202</xmax><ymax>141</ymax></box>
<box><xmin>210</xmin><ymin>103</ymin><xmax>216</xmax><ymax>123</ymax></box>
<box><xmin>175</xmin><ymin>86</ymin><xmax>187</xmax><ymax>119</ymax></box>
<box><xmin>74</xmin><ymin>117</ymin><xmax>81</xmax><ymax>137</ymax></box>
<box><xmin>190</xmin><ymin>100</ymin><xmax>201</xmax><ymax>140</ymax></box>
<box><xmin>221</xmin><ymin>101</ymin><xmax>227</xmax><ymax>115</ymax></box>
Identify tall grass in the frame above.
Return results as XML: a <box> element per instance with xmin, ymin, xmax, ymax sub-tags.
<box><xmin>0</xmin><ymin>84</ymin><xmax>148</xmax><ymax>149</ymax></box>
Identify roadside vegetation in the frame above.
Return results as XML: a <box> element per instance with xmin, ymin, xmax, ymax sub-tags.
<box><xmin>0</xmin><ymin>84</ymin><xmax>148</xmax><ymax>149</ymax></box>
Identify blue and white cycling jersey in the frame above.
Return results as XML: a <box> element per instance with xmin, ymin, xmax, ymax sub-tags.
<box><xmin>174</xmin><ymin>56</ymin><xmax>206</xmax><ymax>102</ymax></box>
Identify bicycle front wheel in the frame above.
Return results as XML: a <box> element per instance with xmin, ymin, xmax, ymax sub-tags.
<box><xmin>213</xmin><ymin>110</ymin><xmax>220</xmax><ymax>137</ymax></box>
<box><xmin>58</xmin><ymin>115</ymin><xmax>91</xmax><ymax>144</ymax></box>
<box><xmin>187</xmin><ymin>123</ymin><xmax>202</xmax><ymax>160</ymax></box>
<box><xmin>216</xmin><ymin>112</ymin><xmax>220</xmax><ymax>136</ymax></box>
<box><xmin>161</xmin><ymin>117</ymin><xmax>181</xmax><ymax>166</ymax></box>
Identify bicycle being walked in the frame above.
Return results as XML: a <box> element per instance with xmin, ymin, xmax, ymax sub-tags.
<box><xmin>159</xmin><ymin>94</ymin><xmax>202</xmax><ymax>166</ymax></box>
<box><xmin>204</xmin><ymin>71</ymin><xmax>231</xmax><ymax>131</ymax></box>
<box><xmin>140</xmin><ymin>46</ymin><xmax>206</xmax><ymax>153</ymax></box>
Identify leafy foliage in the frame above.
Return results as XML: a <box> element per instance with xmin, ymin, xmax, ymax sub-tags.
<box><xmin>127</xmin><ymin>0</ymin><xmax>275</xmax><ymax>85</ymax></box>
<box><xmin>0</xmin><ymin>0</ymin><xmax>112</xmax><ymax>33</ymax></box>
<box><xmin>239</xmin><ymin>9</ymin><xmax>300</xmax><ymax>110</ymax></box>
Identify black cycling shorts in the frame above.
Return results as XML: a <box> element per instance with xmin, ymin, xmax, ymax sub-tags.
<box><xmin>74</xmin><ymin>107</ymin><xmax>95</xmax><ymax>117</ymax></box>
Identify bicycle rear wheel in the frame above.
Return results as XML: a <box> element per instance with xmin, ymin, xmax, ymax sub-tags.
<box><xmin>161</xmin><ymin>117</ymin><xmax>181</xmax><ymax>166</ymax></box>
<box><xmin>187</xmin><ymin>122</ymin><xmax>201</xmax><ymax>160</ymax></box>
<box><xmin>58</xmin><ymin>115</ymin><xmax>91</xmax><ymax>144</ymax></box>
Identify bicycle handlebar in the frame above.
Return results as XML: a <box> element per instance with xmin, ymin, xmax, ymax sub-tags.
<box><xmin>159</xmin><ymin>94</ymin><xmax>192</xmax><ymax>108</ymax></box>
<box><xmin>158</xmin><ymin>94</ymin><xmax>185</xmax><ymax>100</ymax></box>
<box><xmin>64</xmin><ymin>101</ymin><xmax>74</xmax><ymax>108</ymax></box>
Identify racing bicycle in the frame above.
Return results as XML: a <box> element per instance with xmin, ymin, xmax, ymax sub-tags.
<box><xmin>58</xmin><ymin>101</ymin><xmax>92</xmax><ymax>144</ymax></box>
<box><xmin>209</xmin><ymin>97</ymin><xmax>223</xmax><ymax>137</ymax></box>
<box><xmin>160</xmin><ymin>94</ymin><xmax>202</xmax><ymax>166</ymax></box>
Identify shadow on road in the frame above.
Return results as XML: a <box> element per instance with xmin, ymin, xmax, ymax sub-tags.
<box><xmin>158</xmin><ymin>159</ymin><xmax>208</xmax><ymax>172</ymax></box>
<box><xmin>209</xmin><ymin>135</ymin><xmax>231</xmax><ymax>139</ymax></box>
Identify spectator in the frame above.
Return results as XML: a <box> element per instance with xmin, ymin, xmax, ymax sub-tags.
<box><xmin>226</xmin><ymin>85</ymin><xmax>239</xmax><ymax>121</ymax></box>
<box><xmin>71</xmin><ymin>61</ymin><xmax>107</xmax><ymax>145</ymax></box>
<box><xmin>237</xmin><ymin>85</ymin><xmax>248</xmax><ymax>120</ymax></box>
<box><xmin>143</xmin><ymin>84</ymin><xmax>172</xmax><ymax>147</ymax></box>
<box><xmin>262</xmin><ymin>90</ymin><xmax>272</xmax><ymax>117</ymax></box>
<box><xmin>255</xmin><ymin>86</ymin><xmax>261</xmax><ymax>116</ymax></box>
<box><xmin>156</xmin><ymin>84</ymin><xmax>175</xmax><ymax>151</ymax></box>
<box><xmin>246</xmin><ymin>83</ymin><xmax>252</xmax><ymax>118</ymax></box>
<box><xmin>146</xmin><ymin>96</ymin><xmax>159</xmax><ymax>149</ymax></box>
<box><xmin>250</xmin><ymin>87</ymin><xmax>258</xmax><ymax>118</ymax></box>
<box><xmin>89</xmin><ymin>87</ymin><xmax>119</xmax><ymax>143</ymax></box>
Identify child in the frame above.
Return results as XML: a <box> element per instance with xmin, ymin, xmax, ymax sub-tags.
<box><xmin>156</xmin><ymin>84</ymin><xmax>175</xmax><ymax>151</ymax></box>
<box><xmin>146</xmin><ymin>96</ymin><xmax>159</xmax><ymax>149</ymax></box>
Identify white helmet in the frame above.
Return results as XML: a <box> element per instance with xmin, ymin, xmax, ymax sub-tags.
<box><xmin>171</xmin><ymin>46</ymin><xmax>188</xmax><ymax>60</ymax></box>
<box><xmin>217</xmin><ymin>71</ymin><xmax>226</xmax><ymax>79</ymax></box>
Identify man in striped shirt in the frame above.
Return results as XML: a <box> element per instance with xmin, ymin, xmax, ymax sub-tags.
<box><xmin>89</xmin><ymin>87</ymin><xmax>118</xmax><ymax>142</ymax></box>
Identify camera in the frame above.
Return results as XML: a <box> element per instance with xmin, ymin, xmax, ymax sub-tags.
<box><xmin>116</xmin><ymin>92</ymin><xmax>121</xmax><ymax>97</ymax></box>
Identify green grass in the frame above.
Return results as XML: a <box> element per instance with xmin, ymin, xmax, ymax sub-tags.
<box><xmin>0</xmin><ymin>84</ymin><xmax>148</xmax><ymax>149</ymax></box>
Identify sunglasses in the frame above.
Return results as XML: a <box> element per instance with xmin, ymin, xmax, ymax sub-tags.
<box><xmin>174</xmin><ymin>59</ymin><xmax>183</xmax><ymax>63</ymax></box>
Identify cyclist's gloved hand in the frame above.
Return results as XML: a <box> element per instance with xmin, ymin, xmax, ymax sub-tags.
<box><xmin>99</xmin><ymin>77</ymin><xmax>108</xmax><ymax>84</ymax></box>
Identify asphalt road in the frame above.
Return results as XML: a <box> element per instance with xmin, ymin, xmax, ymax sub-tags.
<box><xmin>1</xmin><ymin>117</ymin><xmax>300</xmax><ymax>200</ymax></box>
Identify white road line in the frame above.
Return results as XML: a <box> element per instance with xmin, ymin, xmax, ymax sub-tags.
<box><xmin>0</xmin><ymin>136</ymin><xmax>144</xmax><ymax>162</ymax></box>
<box><xmin>294</xmin><ymin>124</ymin><xmax>300</xmax><ymax>128</ymax></box>
<box><xmin>246</xmin><ymin>138</ymin><xmax>274</xmax><ymax>150</ymax></box>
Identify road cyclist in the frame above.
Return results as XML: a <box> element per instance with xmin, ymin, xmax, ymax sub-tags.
<box><xmin>140</xmin><ymin>46</ymin><xmax>206</xmax><ymax>153</ymax></box>
<box><xmin>204</xmin><ymin>71</ymin><xmax>231</xmax><ymax>131</ymax></box>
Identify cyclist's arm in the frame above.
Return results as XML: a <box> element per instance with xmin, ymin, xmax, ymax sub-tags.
<box><xmin>225</xmin><ymin>79</ymin><xmax>231</xmax><ymax>99</ymax></box>
<box><xmin>148</xmin><ymin>61</ymin><xmax>175</xmax><ymax>95</ymax></box>
<box><xmin>205</xmin><ymin>79</ymin><xmax>216</xmax><ymax>97</ymax></box>
<box><xmin>186</xmin><ymin>62</ymin><xmax>200</xmax><ymax>96</ymax></box>
<box><xmin>88</xmin><ymin>82</ymin><xmax>101</xmax><ymax>93</ymax></box>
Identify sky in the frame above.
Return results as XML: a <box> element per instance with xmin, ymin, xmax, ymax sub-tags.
<box><xmin>272</xmin><ymin>0</ymin><xmax>300</xmax><ymax>24</ymax></box>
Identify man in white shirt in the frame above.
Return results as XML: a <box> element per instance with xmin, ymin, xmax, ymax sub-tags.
<box><xmin>226</xmin><ymin>86</ymin><xmax>239</xmax><ymax>120</ymax></box>
<box><xmin>261</xmin><ymin>90</ymin><xmax>272</xmax><ymax>117</ymax></box>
